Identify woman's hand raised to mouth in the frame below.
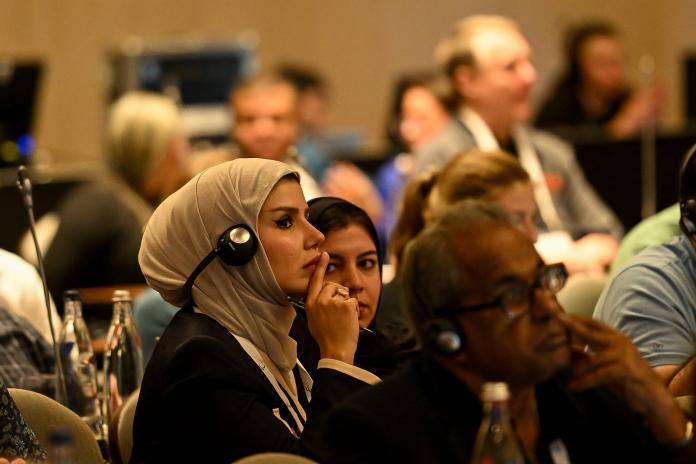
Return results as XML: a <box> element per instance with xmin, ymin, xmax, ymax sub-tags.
<box><xmin>304</xmin><ymin>252</ymin><xmax>360</xmax><ymax>364</ymax></box>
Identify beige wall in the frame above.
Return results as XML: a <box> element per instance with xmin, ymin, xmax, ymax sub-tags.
<box><xmin>0</xmin><ymin>0</ymin><xmax>692</xmax><ymax>165</ymax></box>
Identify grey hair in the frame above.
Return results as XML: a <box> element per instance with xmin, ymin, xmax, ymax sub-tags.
<box><xmin>107</xmin><ymin>91</ymin><xmax>180</xmax><ymax>193</ymax></box>
<box><xmin>400</xmin><ymin>199</ymin><xmax>511</xmax><ymax>347</ymax></box>
<box><xmin>434</xmin><ymin>15</ymin><xmax>521</xmax><ymax>77</ymax></box>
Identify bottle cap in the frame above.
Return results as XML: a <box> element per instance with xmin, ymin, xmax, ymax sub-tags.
<box><xmin>112</xmin><ymin>289</ymin><xmax>132</xmax><ymax>302</ymax></box>
<box><xmin>49</xmin><ymin>427</ymin><xmax>74</xmax><ymax>446</ymax></box>
<box><xmin>63</xmin><ymin>289</ymin><xmax>81</xmax><ymax>302</ymax></box>
<box><xmin>480</xmin><ymin>382</ymin><xmax>510</xmax><ymax>402</ymax></box>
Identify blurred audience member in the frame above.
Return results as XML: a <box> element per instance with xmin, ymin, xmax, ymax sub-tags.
<box><xmin>594</xmin><ymin>146</ymin><xmax>696</xmax><ymax>397</ymax></box>
<box><xmin>276</xmin><ymin>63</ymin><xmax>332</xmax><ymax>180</ymax></box>
<box><xmin>315</xmin><ymin>200</ymin><xmax>694</xmax><ymax>463</ymax></box>
<box><xmin>132</xmin><ymin>289</ymin><xmax>177</xmax><ymax>365</ymax></box>
<box><xmin>383</xmin><ymin>71</ymin><xmax>455</xmax><ymax>156</ymax></box>
<box><xmin>382</xmin><ymin>149</ymin><xmax>535</xmax><ymax>347</ymax></box>
<box><xmin>414</xmin><ymin>14</ymin><xmax>622</xmax><ymax>273</ymax></box>
<box><xmin>0</xmin><ymin>380</ymin><xmax>46</xmax><ymax>462</ymax></box>
<box><xmin>229</xmin><ymin>72</ymin><xmax>383</xmax><ymax>223</ymax></box>
<box><xmin>0</xmin><ymin>304</ymin><xmax>55</xmax><ymax>396</ymax></box>
<box><xmin>0</xmin><ymin>249</ymin><xmax>60</xmax><ymax>343</ymax></box>
<box><xmin>375</xmin><ymin>71</ymin><xmax>455</xmax><ymax>245</ymax></box>
<box><xmin>537</xmin><ymin>21</ymin><xmax>664</xmax><ymax>141</ymax></box>
<box><xmin>229</xmin><ymin>71</ymin><xmax>322</xmax><ymax>198</ymax></box>
<box><xmin>610</xmin><ymin>203</ymin><xmax>681</xmax><ymax>274</ymax></box>
<box><xmin>28</xmin><ymin>92</ymin><xmax>188</xmax><ymax>307</ymax></box>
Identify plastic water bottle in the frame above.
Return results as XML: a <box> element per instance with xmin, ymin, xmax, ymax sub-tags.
<box><xmin>59</xmin><ymin>290</ymin><xmax>103</xmax><ymax>437</ymax></box>
<box><xmin>470</xmin><ymin>382</ymin><xmax>525</xmax><ymax>464</ymax></box>
<box><xmin>102</xmin><ymin>289</ymin><xmax>144</xmax><ymax>426</ymax></box>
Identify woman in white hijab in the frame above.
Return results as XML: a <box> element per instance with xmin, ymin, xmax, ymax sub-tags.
<box><xmin>130</xmin><ymin>158</ymin><xmax>379</xmax><ymax>463</ymax></box>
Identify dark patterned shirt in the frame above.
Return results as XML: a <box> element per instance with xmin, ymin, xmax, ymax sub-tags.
<box><xmin>0</xmin><ymin>380</ymin><xmax>47</xmax><ymax>460</ymax></box>
<box><xmin>0</xmin><ymin>306</ymin><xmax>55</xmax><ymax>395</ymax></box>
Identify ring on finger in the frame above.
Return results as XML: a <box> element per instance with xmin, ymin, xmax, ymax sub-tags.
<box><xmin>336</xmin><ymin>287</ymin><xmax>349</xmax><ymax>298</ymax></box>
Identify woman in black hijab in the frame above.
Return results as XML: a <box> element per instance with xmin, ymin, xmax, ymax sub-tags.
<box><xmin>291</xmin><ymin>197</ymin><xmax>414</xmax><ymax>379</ymax></box>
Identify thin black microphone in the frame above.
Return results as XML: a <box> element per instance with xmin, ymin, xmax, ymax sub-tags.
<box><xmin>16</xmin><ymin>166</ymin><xmax>68</xmax><ymax>404</ymax></box>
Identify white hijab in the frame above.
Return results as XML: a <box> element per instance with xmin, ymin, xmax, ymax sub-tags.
<box><xmin>139</xmin><ymin>158</ymin><xmax>300</xmax><ymax>373</ymax></box>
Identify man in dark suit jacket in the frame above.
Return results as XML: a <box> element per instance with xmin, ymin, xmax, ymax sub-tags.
<box><xmin>314</xmin><ymin>201</ymin><xmax>695</xmax><ymax>463</ymax></box>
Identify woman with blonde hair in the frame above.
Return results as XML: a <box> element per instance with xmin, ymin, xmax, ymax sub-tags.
<box><xmin>380</xmin><ymin>149</ymin><xmax>536</xmax><ymax>346</ymax></box>
<box><xmin>39</xmin><ymin>91</ymin><xmax>189</xmax><ymax>307</ymax></box>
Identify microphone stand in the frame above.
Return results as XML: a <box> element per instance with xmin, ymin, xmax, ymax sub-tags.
<box><xmin>639</xmin><ymin>54</ymin><xmax>657</xmax><ymax>219</ymax></box>
<box><xmin>16</xmin><ymin>166</ymin><xmax>69</xmax><ymax>405</ymax></box>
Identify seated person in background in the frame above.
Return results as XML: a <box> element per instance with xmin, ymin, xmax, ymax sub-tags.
<box><xmin>382</xmin><ymin>149</ymin><xmax>537</xmax><ymax>347</ymax></box>
<box><xmin>0</xmin><ymin>249</ymin><xmax>60</xmax><ymax>344</ymax></box>
<box><xmin>416</xmin><ymin>15</ymin><xmax>623</xmax><ymax>271</ymax></box>
<box><xmin>229</xmin><ymin>71</ymin><xmax>383</xmax><ymax>224</ymax></box>
<box><xmin>132</xmin><ymin>288</ymin><xmax>177</xmax><ymax>364</ymax></box>
<box><xmin>292</xmin><ymin>197</ymin><xmax>413</xmax><ymax>379</ymax></box>
<box><xmin>26</xmin><ymin>91</ymin><xmax>189</xmax><ymax>309</ymax></box>
<box><xmin>0</xmin><ymin>380</ymin><xmax>46</xmax><ymax>462</ymax></box>
<box><xmin>375</xmin><ymin>71</ymin><xmax>455</xmax><ymax>244</ymax></box>
<box><xmin>536</xmin><ymin>21</ymin><xmax>664</xmax><ymax>141</ymax></box>
<box><xmin>0</xmin><ymin>305</ymin><xmax>54</xmax><ymax>397</ymax></box>
<box><xmin>315</xmin><ymin>201</ymin><xmax>695</xmax><ymax>463</ymax></box>
<box><xmin>594</xmin><ymin>146</ymin><xmax>696</xmax><ymax>397</ymax></box>
<box><xmin>131</xmin><ymin>159</ymin><xmax>379</xmax><ymax>463</ymax></box>
<box><xmin>276</xmin><ymin>63</ymin><xmax>333</xmax><ymax>181</ymax></box>
<box><xmin>610</xmin><ymin>202</ymin><xmax>681</xmax><ymax>274</ymax></box>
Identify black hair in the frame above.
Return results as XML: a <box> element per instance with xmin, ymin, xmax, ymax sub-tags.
<box><xmin>561</xmin><ymin>21</ymin><xmax>619</xmax><ymax>89</ymax></box>
<box><xmin>275</xmin><ymin>64</ymin><xmax>327</xmax><ymax>93</ymax></box>
<box><xmin>307</xmin><ymin>197</ymin><xmax>382</xmax><ymax>273</ymax></box>
<box><xmin>383</xmin><ymin>70</ymin><xmax>457</xmax><ymax>152</ymax></box>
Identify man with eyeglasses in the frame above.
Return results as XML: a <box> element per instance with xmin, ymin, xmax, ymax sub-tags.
<box><xmin>314</xmin><ymin>201</ymin><xmax>694</xmax><ymax>463</ymax></box>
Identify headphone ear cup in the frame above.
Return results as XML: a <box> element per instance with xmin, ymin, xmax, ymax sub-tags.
<box><xmin>216</xmin><ymin>224</ymin><xmax>258</xmax><ymax>266</ymax></box>
<box><xmin>681</xmin><ymin>199</ymin><xmax>696</xmax><ymax>235</ymax></box>
<box><xmin>427</xmin><ymin>318</ymin><xmax>465</xmax><ymax>356</ymax></box>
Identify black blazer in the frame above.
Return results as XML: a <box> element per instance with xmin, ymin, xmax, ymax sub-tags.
<box><xmin>291</xmin><ymin>308</ymin><xmax>414</xmax><ymax>380</ymax></box>
<box><xmin>314</xmin><ymin>356</ymin><xmax>676</xmax><ymax>464</ymax></box>
<box><xmin>130</xmin><ymin>309</ymin><xmax>369</xmax><ymax>463</ymax></box>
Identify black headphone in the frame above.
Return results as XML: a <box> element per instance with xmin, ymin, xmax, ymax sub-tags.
<box><xmin>680</xmin><ymin>144</ymin><xmax>696</xmax><ymax>236</ymax></box>
<box><xmin>182</xmin><ymin>224</ymin><xmax>258</xmax><ymax>307</ymax></box>
<box><xmin>426</xmin><ymin>309</ymin><xmax>466</xmax><ymax>356</ymax></box>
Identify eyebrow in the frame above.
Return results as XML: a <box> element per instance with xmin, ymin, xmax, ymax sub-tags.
<box><xmin>327</xmin><ymin>250</ymin><xmax>377</xmax><ymax>261</ymax></box>
<box><xmin>357</xmin><ymin>250</ymin><xmax>378</xmax><ymax>259</ymax></box>
<box><xmin>492</xmin><ymin>259</ymin><xmax>544</xmax><ymax>287</ymax></box>
<box><xmin>265</xmin><ymin>206</ymin><xmax>306</xmax><ymax>215</ymax></box>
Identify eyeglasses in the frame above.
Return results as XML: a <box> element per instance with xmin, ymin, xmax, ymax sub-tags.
<box><xmin>447</xmin><ymin>263</ymin><xmax>568</xmax><ymax>320</ymax></box>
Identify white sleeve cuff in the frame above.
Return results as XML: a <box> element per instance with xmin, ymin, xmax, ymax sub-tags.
<box><xmin>318</xmin><ymin>358</ymin><xmax>381</xmax><ymax>385</ymax></box>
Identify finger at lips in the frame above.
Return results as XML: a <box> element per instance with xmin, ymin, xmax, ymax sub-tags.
<box><xmin>306</xmin><ymin>252</ymin><xmax>329</xmax><ymax>302</ymax></box>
